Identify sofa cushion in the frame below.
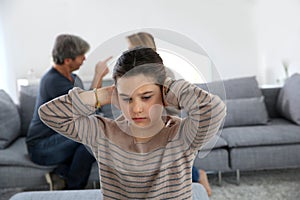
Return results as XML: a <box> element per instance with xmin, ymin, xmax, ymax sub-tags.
<box><xmin>223</xmin><ymin>76</ymin><xmax>263</xmax><ymax>99</ymax></box>
<box><xmin>199</xmin><ymin>76</ymin><xmax>269</xmax><ymax>127</ymax></box>
<box><xmin>19</xmin><ymin>85</ymin><xmax>38</xmax><ymax>136</ymax></box>
<box><xmin>197</xmin><ymin>76</ymin><xmax>263</xmax><ymax>99</ymax></box>
<box><xmin>222</xmin><ymin>76</ymin><xmax>269</xmax><ymax>127</ymax></box>
<box><xmin>221</xmin><ymin>118</ymin><xmax>300</xmax><ymax>148</ymax></box>
<box><xmin>200</xmin><ymin>134</ymin><xmax>228</xmax><ymax>151</ymax></box>
<box><xmin>277</xmin><ymin>73</ymin><xmax>300</xmax><ymax>125</ymax></box>
<box><xmin>194</xmin><ymin>148</ymin><xmax>231</xmax><ymax>172</ymax></box>
<box><xmin>0</xmin><ymin>90</ymin><xmax>21</xmax><ymax>149</ymax></box>
<box><xmin>0</xmin><ymin>137</ymin><xmax>54</xmax><ymax>168</ymax></box>
<box><xmin>230</xmin><ymin>145</ymin><xmax>300</xmax><ymax>171</ymax></box>
<box><xmin>224</xmin><ymin>97</ymin><xmax>269</xmax><ymax>127</ymax></box>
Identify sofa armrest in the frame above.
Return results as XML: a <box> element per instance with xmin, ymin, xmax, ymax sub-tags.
<box><xmin>9</xmin><ymin>189</ymin><xmax>103</xmax><ymax>200</ymax></box>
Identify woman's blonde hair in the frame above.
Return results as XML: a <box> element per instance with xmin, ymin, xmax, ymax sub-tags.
<box><xmin>127</xmin><ymin>32</ymin><xmax>156</xmax><ymax>51</ymax></box>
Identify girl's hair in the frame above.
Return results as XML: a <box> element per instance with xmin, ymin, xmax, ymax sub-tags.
<box><xmin>127</xmin><ymin>32</ymin><xmax>157</xmax><ymax>51</ymax></box>
<box><xmin>52</xmin><ymin>34</ymin><xmax>90</xmax><ymax>65</ymax></box>
<box><xmin>113</xmin><ymin>47</ymin><xmax>166</xmax><ymax>86</ymax></box>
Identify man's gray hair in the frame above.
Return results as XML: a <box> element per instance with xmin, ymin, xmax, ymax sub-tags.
<box><xmin>52</xmin><ymin>34</ymin><xmax>90</xmax><ymax>65</ymax></box>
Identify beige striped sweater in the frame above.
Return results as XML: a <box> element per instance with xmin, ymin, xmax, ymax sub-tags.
<box><xmin>39</xmin><ymin>79</ymin><xmax>226</xmax><ymax>199</ymax></box>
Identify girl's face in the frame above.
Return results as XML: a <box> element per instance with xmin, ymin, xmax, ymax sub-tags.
<box><xmin>117</xmin><ymin>74</ymin><xmax>164</xmax><ymax>128</ymax></box>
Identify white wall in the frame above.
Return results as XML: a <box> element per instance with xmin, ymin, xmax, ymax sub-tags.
<box><xmin>255</xmin><ymin>0</ymin><xmax>300</xmax><ymax>85</ymax></box>
<box><xmin>0</xmin><ymin>0</ymin><xmax>299</xmax><ymax>101</ymax></box>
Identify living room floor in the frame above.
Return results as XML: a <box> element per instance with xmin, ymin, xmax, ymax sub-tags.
<box><xmin>1</xmin><ymin>168</ymin><xmax>299</xmax><ymax>200</ymax></box>
<box><xmin>209</xmin><ymin>168</ymin><xmax>300</xmax><ymax>200</ymax></box>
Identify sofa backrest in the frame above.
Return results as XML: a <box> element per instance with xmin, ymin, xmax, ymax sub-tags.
<box><xmin>18</xmin><ymin>81</ymin><xmax>282</xmax><ymax>137</ymax></box>
<box><xmin>261</xmin><ymin>87</ymin><xmax>281</xmax><ymax>118</ymax></box>
<box><xmin>18</xmin><ymin>84</ymin><xmax>39</xmax><ymax>136</ymax></box>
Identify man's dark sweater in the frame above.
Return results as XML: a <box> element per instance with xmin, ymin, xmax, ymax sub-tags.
<box><xmin>26</xmin><ymin>67</ymin><xmax>83</xmax><ymax>147</ymax></box>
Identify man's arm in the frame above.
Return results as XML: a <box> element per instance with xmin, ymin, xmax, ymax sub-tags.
<box><xmin>89</xmin><ymin>56</ymin><xmax>112</xmax><ymax>89</ymax></box>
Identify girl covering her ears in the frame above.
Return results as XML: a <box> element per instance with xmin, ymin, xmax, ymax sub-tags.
<box><xmin>127</xmin><ymin>32</ymin><xmax>213</xmax><ymax>196</ymax></box>
<box><xmin>38</xmin><ymin>47</ymin><xmax>226</xmax><ymax>199</ymax></box>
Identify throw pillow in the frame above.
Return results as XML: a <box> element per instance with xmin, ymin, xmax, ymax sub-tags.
<box><xmin>197</xmin><ymin>76</ymin><xmax>262</xmax><ymax>99</ymax></box>
<box><xmin>197</xmin><ymin>76</ymin><xmax>269</xmax><ymax>127</ymax></box>
<box><xmin>19</xmin><ymin>85</ymin><xmax>38</xmax><ymax>136</ymax></box>
<box><xmin>223</xmin><ymin>76</ymin><xmax>263</xmax><ymax>99</ymax></box>
<box><xmin>276</xmin><ymin>73</ymin><xmax>300</xmax><ymax>125</ymax></box>
<box><xmin>0</xmin><ymin>90</ymin><xmax>21</xmax><ymax>149</ymax></box>
<box><xmin>224</xmin><ymin>97</ymin><xmax>269</xmax><ymax>127</ymax></box>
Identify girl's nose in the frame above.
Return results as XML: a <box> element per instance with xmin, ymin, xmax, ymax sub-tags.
<box><xmin>132</xmin><ymin>101</ymin><xmax>143</xmax><ymax>113</ymax></box>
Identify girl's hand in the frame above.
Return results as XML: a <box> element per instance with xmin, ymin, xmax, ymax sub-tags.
<box><xmin>111</xmin><ymin>85</ymin><xmax>120</xmax><ymax>109</ymax></box>
<box><xmin>97</xmin><ymin>85</ymin><xmax>120</xmax><ymax>109</ymax></box>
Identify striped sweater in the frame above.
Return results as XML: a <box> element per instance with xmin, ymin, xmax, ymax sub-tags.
<box><xmin>39</xmin><ymin>79</ymin><xmax>226</xmax><ymax>199</ymax></box>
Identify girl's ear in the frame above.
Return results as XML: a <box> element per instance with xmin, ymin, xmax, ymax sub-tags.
<box><xmin>162</xmin><ymin>86</ymin><xmax>168</xmax><ymax>106</ymax></box>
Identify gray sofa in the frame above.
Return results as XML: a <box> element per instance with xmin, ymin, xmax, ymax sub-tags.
<box><xmin>0</xmin><ymin>84</ymin><xmax>100</xmax><ymax>190</ymax></box>
<box><xmin>194</xmin><ymin>75</ymin><xmax>300</xmax><ymax>184</ymax></box>
<box><xmin>1</xmin><ymin>76</ymin><xmax>300</xmax><ymax>191</ymax></box>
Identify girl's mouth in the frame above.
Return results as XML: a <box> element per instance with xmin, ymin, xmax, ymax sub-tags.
<box><xmin>132</xmin><ymin>117</ymin><xmax>146</xmax><ymax>122</ymax></box>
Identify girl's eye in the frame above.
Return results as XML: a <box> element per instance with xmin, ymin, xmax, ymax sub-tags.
<box><xmin>122</xmin><ymin>98</ymin><xmax>132</xmax><ymax>102</ymax></box>
<box><xmin>142</xmin><ymin>96</ymin><xmax>151</xmax><ymax>100</ymax></box>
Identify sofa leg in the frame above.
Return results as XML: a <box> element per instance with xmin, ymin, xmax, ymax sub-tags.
<box><xmin>236</xmin><ymin>169</ymin><xmax>240</xmax><ymax>185</ymax></box>
<box><xmin>218</xmin><ymin>171</ymin><xmax>222</xmax><ymax>186</ymax></box>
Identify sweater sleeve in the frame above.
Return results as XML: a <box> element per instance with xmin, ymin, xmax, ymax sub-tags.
<box><xmin>38</xmin><ymin>87</ymin><xmax>104</xmax><ymax>149</ymax></box>
<box><xmin>163</xmin><ymin>78</ymin><xmax>226</xmax><ymax>152</ymax></box>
